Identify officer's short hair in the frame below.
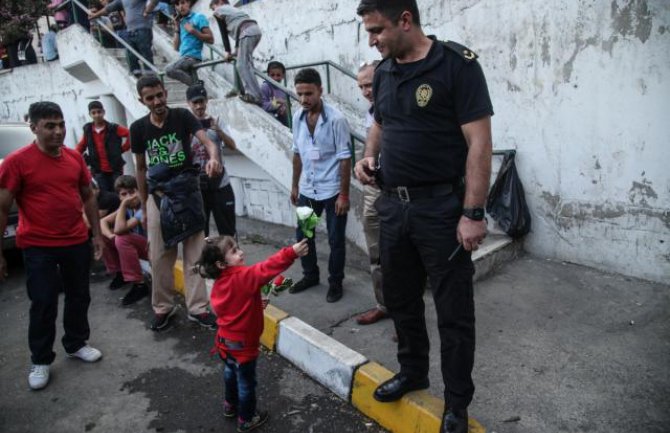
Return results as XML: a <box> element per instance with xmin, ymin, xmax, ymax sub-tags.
<box><xmin>136</xmin><ymin>75</ymin><xmax>164</xmax><ymax>97</ymax></box>
<box><xmin>356</xmin><ymin>0</ymin><xmax>421</xmax><ymax>26</ymax></box>
<box><xmin>28</xmin><ymin>101</ymin><xmax>63</xmax><ymax>124</ymax></box>
<box><xmin>88</xmin><ymin>100</ymin><xmax>104</xmax><ymax>112</ymax></box>
<box><xmin>294</xmin><ymin>68</ymin><xmax>321</xmax><ymax>87</ymax></box>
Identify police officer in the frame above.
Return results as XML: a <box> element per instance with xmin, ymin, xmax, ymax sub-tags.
<box><xmin>355</xmin><ymin>1</ymin><xmax>493</xmax><ymax>432</ymax></box>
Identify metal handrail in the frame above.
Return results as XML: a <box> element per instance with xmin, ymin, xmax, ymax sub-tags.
<box><xmin>65</xmin><ymin>0</ymin><xmax>164</xmax><ymax>77</ymax></box>
<box><xmin>284</xmin><ymin>60</ymin><xmax>357</xmax><ymax>94</ymax></box>
<box><xmin>250</xmin><ymin>68</ymin><xmax>364</xmax><ymax>167</ymax></box>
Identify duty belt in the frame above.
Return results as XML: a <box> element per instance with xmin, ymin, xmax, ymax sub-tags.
<box><xmin>382</xmin><ymin>183</ymin><xmax>455</xmax><ymax>203</ymax></box>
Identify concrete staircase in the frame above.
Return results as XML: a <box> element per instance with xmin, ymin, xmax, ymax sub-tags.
<box><xmin>59</xmin><ymin>22</ymin><xmax>520</xmax><ymax>282</ymax></box>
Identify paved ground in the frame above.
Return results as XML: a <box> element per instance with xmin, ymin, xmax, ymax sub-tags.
<box><xmin>1</xmin><ymin>216</ymin><xmax>669</xmax><ymax>433</ymax></box>
<box><xmin>238</xmin><ymin>218</ymin><xmax>670</xmax><ymax>433</ymax></box>
<box><xmin>0</xmin><ymin>248</ymin><xmax>387</xmax><ymax>433</ymax></box>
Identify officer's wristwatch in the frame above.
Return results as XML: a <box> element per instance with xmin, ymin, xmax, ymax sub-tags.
<box><xmin>462</xmin><ymin>207</ymin><xmax>485</xmax><ymax>221</ymax></box>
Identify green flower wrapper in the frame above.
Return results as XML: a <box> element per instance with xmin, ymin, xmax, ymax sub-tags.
<box><xmin>261</xmin><ymin>275</ymin><xmax>293</xmax><ymax>297</ymax></box>
<box><xmin>296</xmin><ymin>206</ymin><xmax>320</xmax><ymax>239</ymax></box>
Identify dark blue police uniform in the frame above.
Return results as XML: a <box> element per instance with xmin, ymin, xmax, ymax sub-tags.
<box><xmin>373</xmin><ymin>36</ymin><xmax>493</xmax><ymax>411</ymax></box>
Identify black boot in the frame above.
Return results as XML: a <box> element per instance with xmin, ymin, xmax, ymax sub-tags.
<box><xmin>373</xmin><ymin>373</ymin><xmax>429</xmax><ymax>402</ymax></box>
<box><xmin>441</xmin><ymin>408</ymin><xmax>468</xmax><ymax>433</ymax></box>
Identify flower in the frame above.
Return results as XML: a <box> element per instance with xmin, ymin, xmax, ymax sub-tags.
<box><xmin>261</xmin><ymin>275</ymin><xmax>293</xmax><ymax>297</ymax></box>
<box><xmin>296</xmin><ymin>206</ymin><xmax>320</xmax><ymax>239</ymax></box>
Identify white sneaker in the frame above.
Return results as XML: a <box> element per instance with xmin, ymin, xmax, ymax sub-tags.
<box><xmin>28</xmin><ymin>364</ymin><xmax>50</xmax><ymax>390</ymax></box>
<box><xmin>67</xmin><ymin>345</ymin><xmax>102</xmax><ymax>362</ymax></box>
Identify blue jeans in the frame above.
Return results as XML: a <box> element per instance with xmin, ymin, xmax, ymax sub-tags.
<box><xmin>296</xmin><ymin>194</ymin><xmax>347</xmax><ymax>285</ymax></box>
<box><xmin>223</xmin><ymin>356</ymin><xmax>257</xmax><ymax>422</ymax></box>
<box><xmin>124</xmin><ymin>28</ymin><xmax>154</xmax><ymax>75</ymax></box>
<box><xmin>23</xmin><ymin>241</ymin><xmax>92</xmax><ymax>365</ymax></box>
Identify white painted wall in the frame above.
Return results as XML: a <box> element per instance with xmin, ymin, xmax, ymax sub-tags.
<box><xmin>1</xmin><ymin>0</ymin><xmax>668</xmax><ymax>282</ymax></box>
<box><xmin>225</xmin><ymin>0</ymin><xmax>668</xmax><ymax>283</ymax></box>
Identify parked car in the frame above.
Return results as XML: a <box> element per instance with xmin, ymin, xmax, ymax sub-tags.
<box><xmin>0</xmin><ymin>122</ymin><xmax>34</xmax><ymax>250</ymax></box>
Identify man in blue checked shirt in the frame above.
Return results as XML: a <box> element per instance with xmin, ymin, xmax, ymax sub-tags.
<box><xmin>165</xmin><ymin>0</ymin><xmax>214</xmax><ymax>86</ymax></box>
<box><xmin>289</xmin><ymin>68</ymin><xmax>352</xmax><ymax>303</ymax></box>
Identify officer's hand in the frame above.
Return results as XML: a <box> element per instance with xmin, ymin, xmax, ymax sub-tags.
<box><xmin>290</xmin><ymin>187</ymin><xmax>299</xmax><ymax>206</ymax></box>
<box><xmin>457</xmin><ymin>216</ymin><xmax>487</xmax><ymax>252</ymax></box>
<box><xmin>0</xmin><ymin>253</ymin><xmax>8</xmax><ymax>282</ymax></box>
<box><xmin>206</xmin><ymin>159</ymin><xmax>222</xmax><ymax>177</ymax></box>
<box><xmin>335</xmin><ymin>195</ymin><xmax>350</xmax><ymax>216</ymax></box>
<box><xmin>354</xmin><ymin>157</ymin><xmax>376</xmax><ymax>185</ymax></box>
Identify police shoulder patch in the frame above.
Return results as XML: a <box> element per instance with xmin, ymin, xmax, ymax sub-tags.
<box><xmin>441</xmin><ymin>40</ymin><xmax>478</xmax><ymax>62</ymax></box>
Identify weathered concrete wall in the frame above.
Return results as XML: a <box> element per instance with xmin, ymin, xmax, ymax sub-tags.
<box><xmin>1</xmin><ymin>0</ymin><xmax>667</xmax><ymax>282</ymax></box>
<box><xmin>0</xmin><ymin>62</ymin><xmax>100</xmax><ymax>147</ymax></box>
<box><xmin>226</xmin><ymin>0</ymin><xmax>669</xmax><ymax>283</ymax></box>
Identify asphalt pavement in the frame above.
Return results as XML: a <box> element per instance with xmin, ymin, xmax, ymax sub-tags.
<box><xmin>0</xmin><ymin>247</ymin><xmax>388</xmax><ymax>433</ymax></box>
<box><xmin>1</xmin><ymin>216</ymin><xmax>669</xmax><ymax>433</ymax></box>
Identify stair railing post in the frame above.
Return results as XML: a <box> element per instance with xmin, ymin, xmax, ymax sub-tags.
<box><xmin>349</xmin><ymin>134</ymin><xmax>356</xmax><ymax>173</ymax></box>
<box><xmin>286</xmin><ymin>95</ymin><xmax>293</xmax><ymax>131</ymax></box>
<box><xmin>71</xmin><ymin>0</ymin><xmax>79</xmax><ymax>27</ymax></box>
<box><xmin>326</xmin><ymin>63</ymin><xmax>331</xmax><ymax>94</ymax></box>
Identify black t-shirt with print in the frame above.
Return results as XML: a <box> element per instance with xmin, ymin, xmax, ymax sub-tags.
<box><xmin>130</xmin><ymin>107</ymin><xmax>203</xmax><ymax>176</ymax></box>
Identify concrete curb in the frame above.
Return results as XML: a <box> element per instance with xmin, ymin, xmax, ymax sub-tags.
<box><xmin>276</xmin><ymin>316</ymin><xmax>368</xmax><ymax>400</ymax></box>
<box><xmin>173</xmin><ymin>260</ymin><xmax>486</xmax><ymax>432</ymax></box>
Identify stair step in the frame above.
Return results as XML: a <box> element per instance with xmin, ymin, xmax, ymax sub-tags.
<box><xmin>473</xmin><ymin>234</ymin><xmax>520</xmax><ymax>281</ymax></box>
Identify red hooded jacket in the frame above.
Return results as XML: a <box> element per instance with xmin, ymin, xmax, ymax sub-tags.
<box><xmin>210</xmin><ymin>246</ymin><xmax>298</xmax><ymax>363</ymax></box>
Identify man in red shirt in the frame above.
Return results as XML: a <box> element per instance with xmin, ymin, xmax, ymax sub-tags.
<box><xmin>0</xmin><ymin>101</ymin><xmax>106</xmax><ymax>391</ymax></box>
<box><xmin>76</xmin><ymin>100</ymin><xmax>130</xmax><ymax>192</ymax></box>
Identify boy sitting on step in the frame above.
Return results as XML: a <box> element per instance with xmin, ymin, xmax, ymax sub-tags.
<box><xmin>100</xmin><ymin>175</ymin><xmax>150</xmax><ymax>306</ymax></box>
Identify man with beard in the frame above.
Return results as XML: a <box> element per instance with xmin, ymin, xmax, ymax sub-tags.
<box><xmin>355</xmin><ymin>1</ymin><xmax>494</xmax><ymax>432</ymax></box>
<box><xmin>289</xmin><ymin>68</ymin><xmax>352</xmax><ymax>304</ymax></box>
<box><xmin>130</xmin><ymin>75</ymin><xmax>222</xmax><ymax>331</ymax></box>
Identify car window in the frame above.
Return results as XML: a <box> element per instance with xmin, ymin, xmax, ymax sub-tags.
<box><xmin>0</xmin><ymin>126</ymin><xmax>34</xmax><ymax>160</ymax></box>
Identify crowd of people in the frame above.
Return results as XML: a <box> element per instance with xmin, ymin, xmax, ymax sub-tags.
<box><xmin>0</xmin><ymin>1</ymin><xmax>493</xmax><ymax>433</ymax></box>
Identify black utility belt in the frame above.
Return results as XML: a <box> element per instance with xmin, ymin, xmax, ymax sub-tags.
<box><xmin>382</xmin><ymin>183</ymin><xmax>455</xmax><ymax>202</ymax></box>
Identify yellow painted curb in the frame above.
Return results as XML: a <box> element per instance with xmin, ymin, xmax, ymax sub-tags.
<box><xmin>173</xmin><ymin>261</ymin><xmax>486</xmax><ymax>433</ymax></box>
<box><xmin>174</xmin><ymin>260</ymin><xmax>185</xmax><ymax>296</ymax></box>
<box><xmin>260</xmin><ymin>304</ymin><xmax>290</xmax><ymax>351</ymax></box>
<box><xmin>351</xmin><ymin>362</ymin><xmax>486</xmax><ymax>433</ymax></box>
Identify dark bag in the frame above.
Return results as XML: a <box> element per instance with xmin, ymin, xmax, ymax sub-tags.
<box><xmin>486</xmin><ymin>152</ymin><xmax>531</xmax><ymax>238</ymax></box>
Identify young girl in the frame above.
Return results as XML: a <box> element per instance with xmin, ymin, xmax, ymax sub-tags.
<box><xmin>195</xmin><ymin>236</ymin><xmax>308</xmax><ymax>432</ymax></box>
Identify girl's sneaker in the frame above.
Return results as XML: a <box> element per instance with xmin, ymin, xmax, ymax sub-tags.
<box><xmin>223</xmin><ymin>401</ymin><xmax>237</xmax><ymax>418</ymax></box>
<box><xmin>237</xmin><ymin>411</ymin><xmax>269</xmax><ymax>432</ymax></box>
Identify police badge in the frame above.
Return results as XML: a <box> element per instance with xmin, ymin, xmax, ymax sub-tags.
<box><xmin>415</xmin><ymin>84</ymin><xmax>433</xmax><ymax>107</ymax></box>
